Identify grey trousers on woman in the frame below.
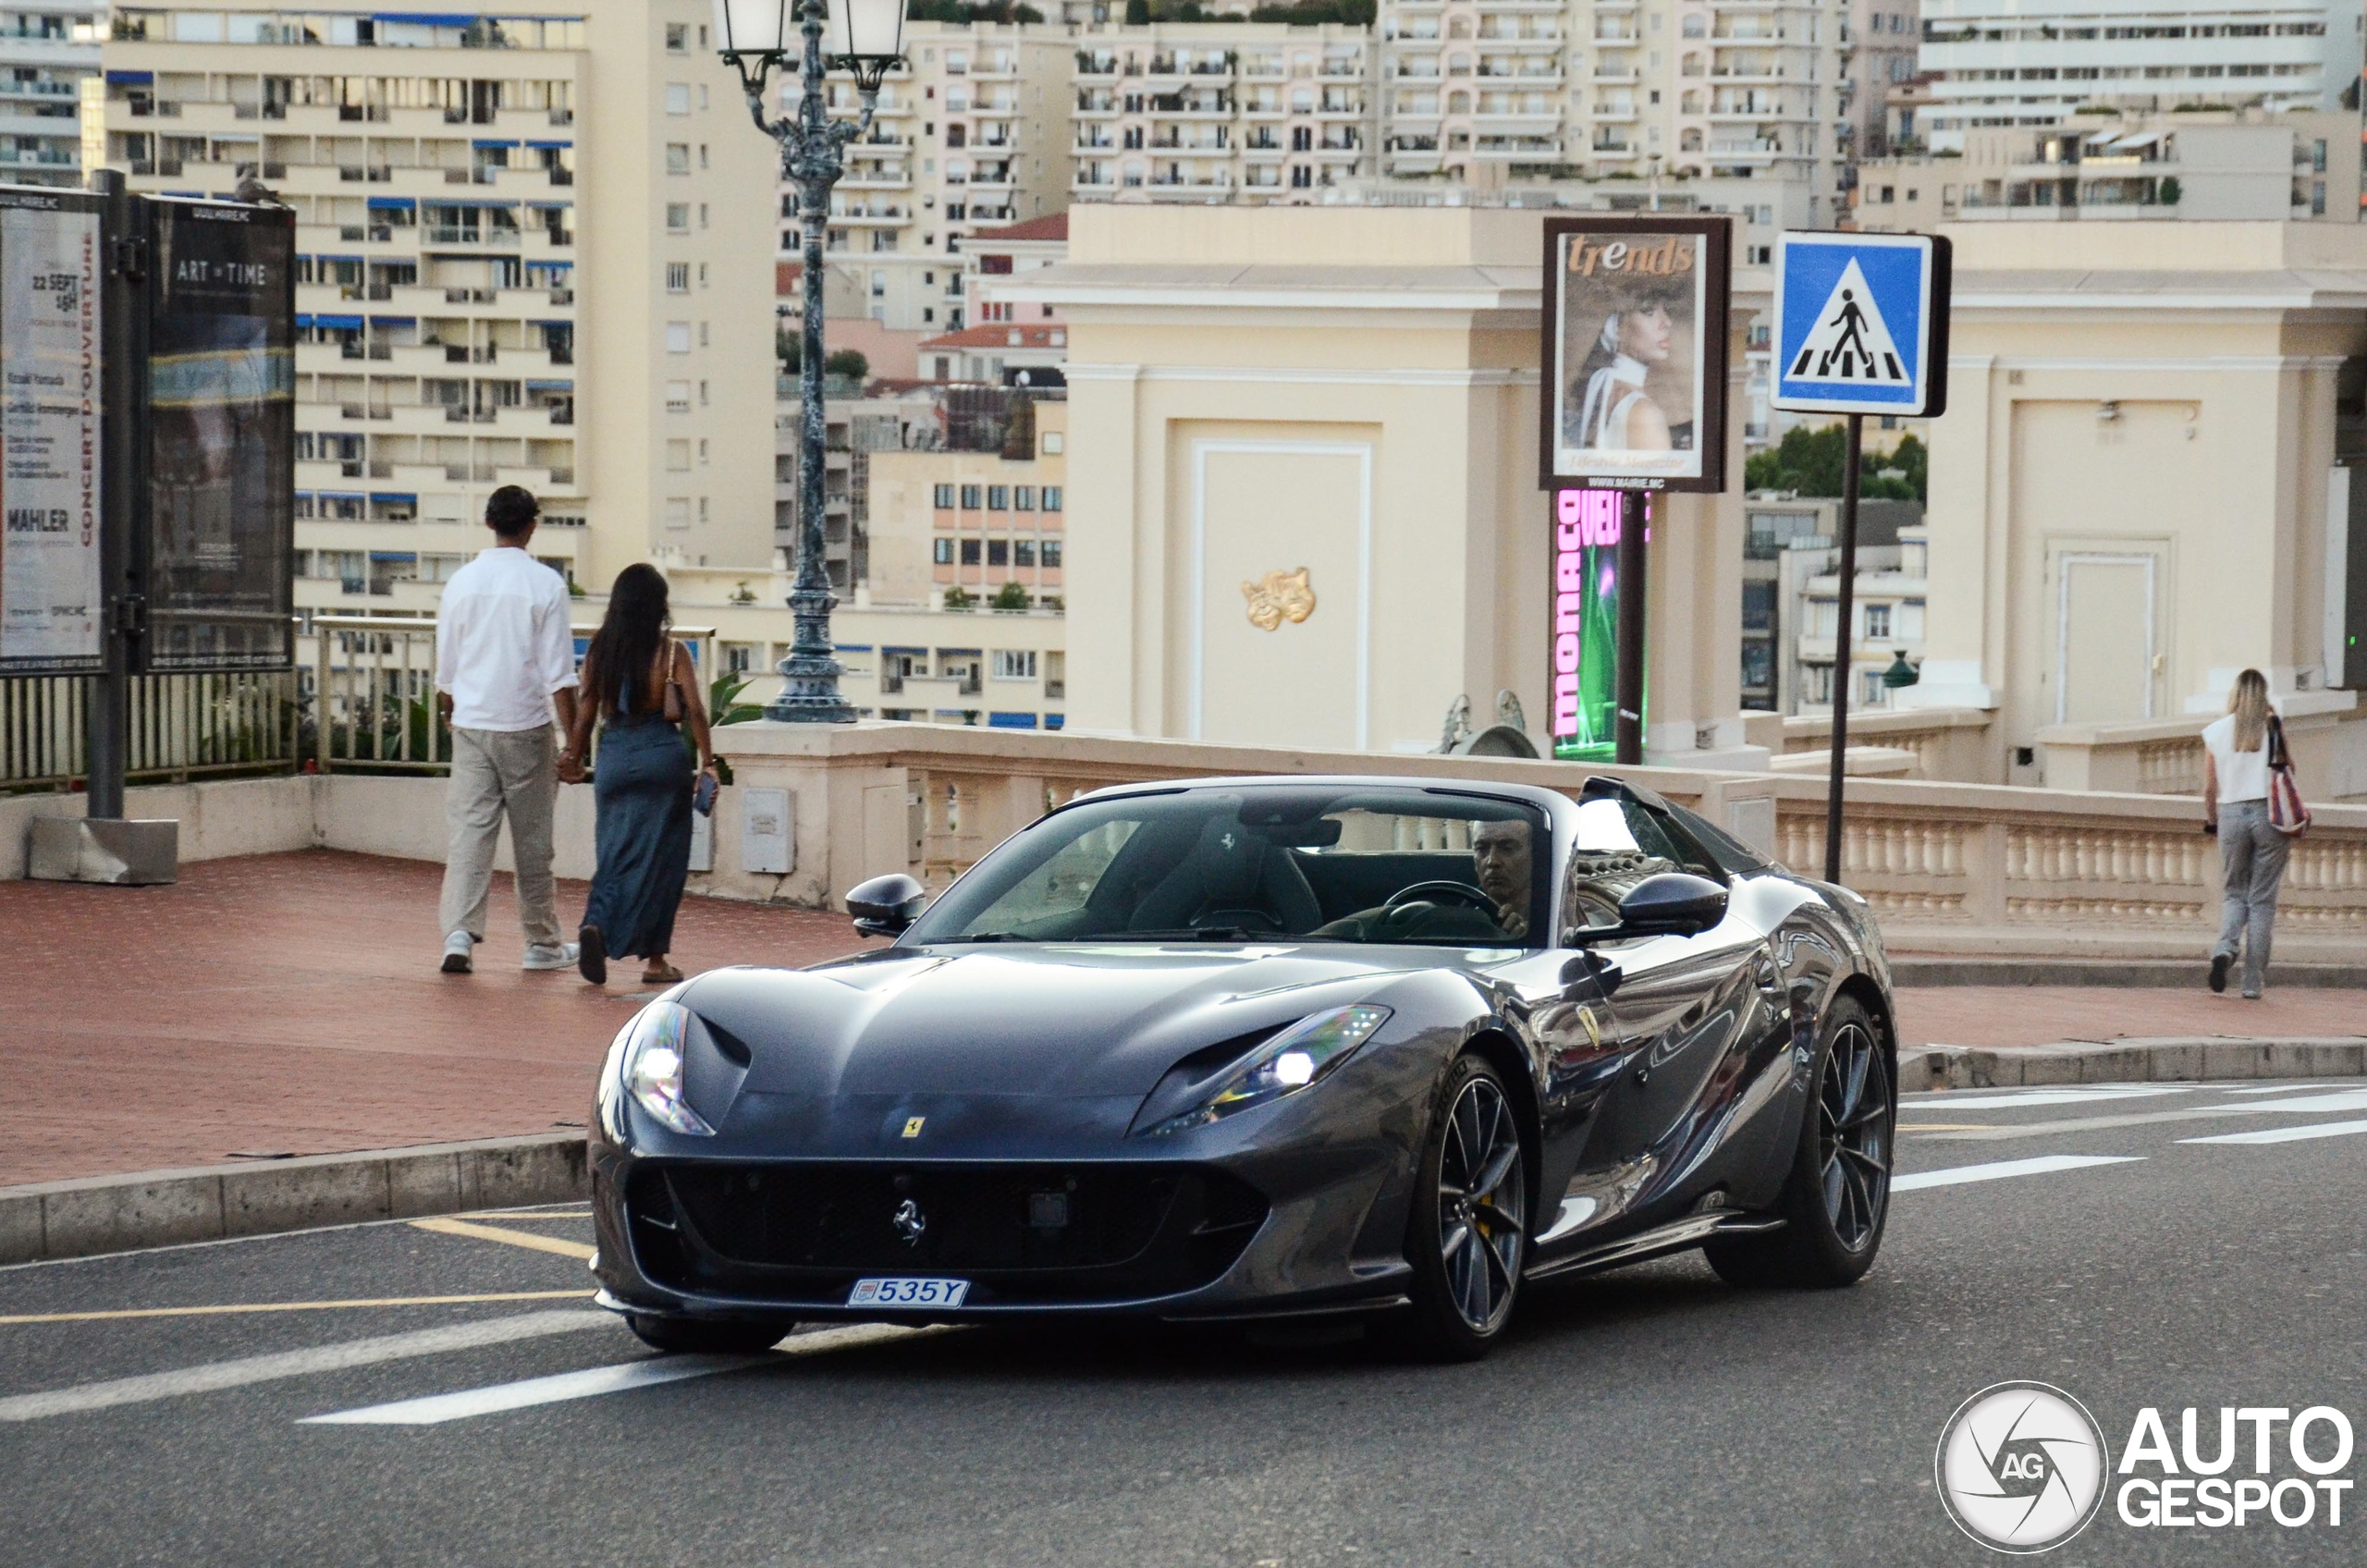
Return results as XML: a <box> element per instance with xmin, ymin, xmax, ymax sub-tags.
<box><xmin>2213</xmin><ymin>800</ymin><xmax>2291</xmax><ymax>997</ymax></box>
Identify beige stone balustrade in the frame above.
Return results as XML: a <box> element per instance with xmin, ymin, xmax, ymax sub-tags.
<box><xmin>1754</xmin><ymin>706</ymin><xmax>1994</xmax><ymax>783</ymax></box>
<box><xmin>2037</xmin><ymin>698</ymin><xmax>2363</xmax><ymax>799</ymax></box>
<box><xmin>705</xmin><ymin>721</ymin><xmax>2367</xmax><ymax>962</ymax></box>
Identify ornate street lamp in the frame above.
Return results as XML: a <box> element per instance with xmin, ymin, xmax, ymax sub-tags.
<box><xmin>715</xmin><ymin>0</ymin><xmax>907</xmax><ymax>722</ymax></box>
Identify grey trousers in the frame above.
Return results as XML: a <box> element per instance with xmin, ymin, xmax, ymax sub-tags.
<box><xmin>2212</xmin><ymin>800</ymin><xmax>2291</xmax><ymax>995</ymax></box>
<box><xmin>438</xmin><ymin>723</ymin><xmax>562</xmax><ymax>949</ymax></box>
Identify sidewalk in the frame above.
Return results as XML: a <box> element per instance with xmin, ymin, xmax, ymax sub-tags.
<box><xmin>7</xmin><ymin>849</ymin><xmax>2361</xmax><ymax>1188</ymax></box>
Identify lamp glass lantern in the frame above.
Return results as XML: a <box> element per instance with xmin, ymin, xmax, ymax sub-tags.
<box><xmin>712</xmin><ymin>0</ymin><xmax>903</xmax><ymax>72</ymax></box>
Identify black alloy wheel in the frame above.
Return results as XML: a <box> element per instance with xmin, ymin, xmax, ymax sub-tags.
<box><xmin>625</xmin><ymin>1313</ymin><xmax>792</xmax><ymax>1356</ymax></box>
<box><xmin>1398</xmin><ymin>1054</ymin><xmax>1529</xmax><ymax>1361</ymax></box>
<box><xmin>1706</xmin><ymin>994</ymin><xmax>1894</xmax><ymax>1289</ymax></box>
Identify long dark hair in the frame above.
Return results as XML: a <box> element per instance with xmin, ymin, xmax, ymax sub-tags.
<box><xmin>586</xmin><ymin>563</ymin><xmax>669</xmax><ymax>716</ymax></box>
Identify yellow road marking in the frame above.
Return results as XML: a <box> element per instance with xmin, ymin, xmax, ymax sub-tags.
<box><xmin>1899</xmin><ymin>1123</ymin><xmax>2001</xmax><ymax>1133</ymax></box>
<box><xmin>455</xmin><ymin>1211</ymin><xmax>593</xmax><ymax>1223</ymax></box>
<box><xmin>0</xmin><ymin>1290</ymin><xmax>593</xmax><ymax>1327</ymax></box>
<box><xmin>409</xmin><ymin>1217</ymin><xmax>596</xmax><ymax>1261</ymax></box>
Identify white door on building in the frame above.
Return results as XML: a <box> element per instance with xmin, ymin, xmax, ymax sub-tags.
<box><xmin>2053</xmin><ymin>550</ymin><xmax>2159</xmax><ymax>724</ymax></box>
<box><xmin>1186</xmin><ymin>438</ymin><xmax>1371</xmax><ymax>751</ymax></box>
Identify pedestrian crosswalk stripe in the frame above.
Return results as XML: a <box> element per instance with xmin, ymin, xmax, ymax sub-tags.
<box><xmin>2201</xmin><ymin>1088</ymin><xmax>2367</xmax><ymax>1115</ymax></box>
<box><xmin>1908</xmin><ymin>1086</ymin><xmax>2199</xmax><ymax>1110</ymax></box>
<box><xmin>0</xmin><ymin>1291</ymin><xmax>591</xmax><ymax>1327</ymax></box>
<box><xmin>1892</xmin><ymin>1154</ymin><xmax>2142</xmax><ymax>1192</ymax></box>
<box><xmin>2180</xmin><ymin>1118</ymin><xmax>2367</xmax><ymax>1146</ymax></box>
<box><xmin>1784</xmin><ymin>258</ymin><xmax>1908</xmax><ymax>386</ymax></box>
<box><xmin>300</xmin><ymin>1323</ymin><xmax>948</xmax><ymax>1426</ymax></box>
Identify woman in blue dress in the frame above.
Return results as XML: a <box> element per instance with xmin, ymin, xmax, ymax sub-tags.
<box><xmin>558</xmin><ymin>564</ymin><xmax>713</xmax><ymax>986</ymax></box>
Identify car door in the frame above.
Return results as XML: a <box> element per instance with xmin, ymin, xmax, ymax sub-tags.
<box><xmin>1561</xmin><ymin>795</ymin><xmax>1774</xmax><ymax>1227</ymax></box>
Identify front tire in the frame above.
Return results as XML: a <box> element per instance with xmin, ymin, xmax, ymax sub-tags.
<box><xmin>1396</xmin><ymin>1054</ymin><xmax>1529</xmax><ymax>1362</ymax></box>
<box><xmin>1707</xmin><ymin>995</ymin><xmax>1894</xmax><ymax>1289</ymax></box>
<box><xmin>625</xmin><ymin>1313</ymin><xmax>792</xmax><ymax>1355</ymax></box>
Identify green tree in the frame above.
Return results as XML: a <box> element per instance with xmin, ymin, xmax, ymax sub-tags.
<box><xmin>942</xmin><ymin>584</ymin><xmax>976</xmax><ymax>611</ymax></box>
<box><xmin>824</xmin><ymin>347</ymin><xmax>869</xmax><ymax>381</ymax></box>
<box><xmin>1125</xmin><ymin>0</ymin><xmax>1149</xmax><ymax>20</ymax></box>
<box><xmin>991</xmin><ymin>581</ymin><xmax>1031</xmax><ymax>611</ymax></box>
<box><xmin>2158</xmin><ymin>175</ymin><xmax>2182</xmax><ymax>206</ymax></box>
<box><xmin>777</xmin><ymin>328</ymin><xmax>799</xmax><ymax>372</ymax></box>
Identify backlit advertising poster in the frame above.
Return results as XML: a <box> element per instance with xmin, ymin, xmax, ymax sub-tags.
<box><xmin>1548</xmin><ymin>489</ymin><xmax>1641</xmax><ymax>761</ymax></box>
<box><xmin>0</xmin><ymin>190</ymin><xmax>103</xmax><ymax>673</ymax></box>
<box><xmin>1539</xmin><ymin>216</ymin><xmax>1729</xmax><ymax>494</ymax></box>
<box><xmin>143</xmin><ymin>199</ymin><xmax>294</xmax><ymax>671</ymax></box>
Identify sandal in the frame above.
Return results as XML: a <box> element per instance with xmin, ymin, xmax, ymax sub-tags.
<box><xmin>641</xmin><ymin>962</ymin><xmax>684</xmax><ymax>985</ymax></box>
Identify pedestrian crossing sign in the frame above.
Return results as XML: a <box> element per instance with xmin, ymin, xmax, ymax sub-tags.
<box><xmin>1771</xmin><ymin>231</ymin><xmax>1950</xmax><ymax>418</ymax></box>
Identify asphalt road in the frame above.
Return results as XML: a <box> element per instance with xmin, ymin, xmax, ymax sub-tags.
<box><xmin>6</xmin><ymin>1079</ymin><xmax>2367</xmax><ymax>1567</ymax></box>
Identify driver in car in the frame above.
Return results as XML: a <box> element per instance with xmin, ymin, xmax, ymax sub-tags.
<box><xmin>1311</xmin><ymin>818</ymin><xmax>1534</xmax><ymax>942</ymax></box>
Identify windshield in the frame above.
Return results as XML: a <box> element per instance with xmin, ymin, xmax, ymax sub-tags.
<box><xmin>905</xmin><ymin>786</ymin><xmax>1552</xmax><ymax>948</ymax></box>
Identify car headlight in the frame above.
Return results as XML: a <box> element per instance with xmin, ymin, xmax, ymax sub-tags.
<box><xmin>1141</xmin><ymin>1004</ymin><xmax>1392</xmax><ymax>1136</ymax></box>
<box><xmin>601</xmin><ymin>1000</ymin><xmax>716</xmax><ymax>1137</ymax></box>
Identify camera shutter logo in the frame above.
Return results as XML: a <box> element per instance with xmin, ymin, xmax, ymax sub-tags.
<box><xmin>1936</xmin><ymin>1382</ymin><xmax>2111</xmax><ymax>1553</ymax></box>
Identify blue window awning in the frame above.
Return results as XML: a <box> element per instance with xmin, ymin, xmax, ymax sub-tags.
<box><xmin>368</xmin><ymin>549</ymin><xmax>418</xmax><ymax>562</ymax></box>
<box><xmin>320</xmin><ymin>491</ymin><xmax>366</xmax><ymax>501</ymax></box>
<box><xmin>313</xmin><ymin>314</ymin><xmax>363</xmax><ymax>330</ymax></box>
<box><xmin>523</xmin><ymin>380</ymin><xmax>572</xmax><ymax>392</ymax></box>
<box><xmin>1046</xmin><ymin>714</ymin><xmax>1065</xmax><ymax>730</ymax></box>
<box><xmin>369</xmin><ymin>316</ymin><xmax>416</xmax><ymax>328</ymax></box>
<box><xmin>472</xmin><ymin>140</ymin><xmax>519</xmax><ymax>151</ymax></box>
<box><xmin>365</xmin><ymin>195</ymin><xmax>415</xmax><ymax>210</ymax></box>
<box><xmin>834</xmin><ymin>643</ymin><xmax>875</xmax><ymax>653</ymax></box>
<box><xmin>523</xmin><ymin>140</ymin><xmax>572</xmax><ymax>150</ymax></box>
<box><xmin>294</xmin><ymin>314</ymin><xmax>313</xmax><ymax>328</ymax></box>
<box><xmin>321</xmin><ymin>254</ymin><xmax>364</xmax><ymax>264</ymax></box>
<box><xmin>371</xmin><ymin>496</ymin><xmax>418</xmax><ymax>508</ymax></box>
<box><xmin>105</xmin><ymin>70</ymin><xmax>153</xmax><ymax>84</ymax></box>
<box><xmin>987</xmin><ymin>713</ymin><xmax>1039</xmax><ymax>729</ymax></box>
<box><xmin>524</xmin><ymin>201</ymin><xmax>571</xmax><ymax>210</ymax></box>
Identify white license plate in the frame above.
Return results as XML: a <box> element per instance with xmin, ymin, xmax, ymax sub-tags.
<box><xmin>847</xmin><ymin>1276</ymin><xmax>971</xmax><ymax>1309</ymax></box>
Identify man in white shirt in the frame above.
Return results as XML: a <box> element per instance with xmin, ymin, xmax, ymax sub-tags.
<box><xmin>432</xmin><ymin>486</ymin><xmax>581</xmax><ymax>974</ymax></box>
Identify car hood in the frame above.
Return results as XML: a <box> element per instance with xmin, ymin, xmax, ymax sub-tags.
<box><xmin>679</xmin><ymin>942</ymin><xmax>1451</xmax><ymax>1101</ymax></box>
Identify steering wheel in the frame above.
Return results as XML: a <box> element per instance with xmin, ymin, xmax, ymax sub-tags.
<box><xmin>1380</xmin><ymin>880</ymin><xmax>1499</xmax><ymax>919</ymax></box>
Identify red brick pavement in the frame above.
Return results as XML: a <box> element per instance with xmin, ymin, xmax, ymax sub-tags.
<box><xmin>6</xmin><ymin>850</ymin><xmax>2361</xmax><ymax>1186</ymax></box>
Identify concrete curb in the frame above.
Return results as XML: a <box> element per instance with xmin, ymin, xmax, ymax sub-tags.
<box><xmin>1905</xmin><ymin>1036</ymin><xmax>2367</xmax><ymax>1093</ymax></box>
<box><xmin>1892</xmin><ymin>958</ymin><xmax>2367</xmax><ymax>988</ymax></box>
<box><xmin>0</xmin><ymin>1133</ymin><xmax>586</xmax><ymax>1267</ymax></box>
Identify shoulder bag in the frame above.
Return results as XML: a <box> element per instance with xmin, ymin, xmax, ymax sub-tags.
<box><xmin>2265</xmin><ymin>714</ymin><xmax>2312</xmax><ymax>839</ymax></box>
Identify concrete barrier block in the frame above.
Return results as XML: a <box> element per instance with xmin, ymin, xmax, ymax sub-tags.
<box><xmin>41</xmin><ymin>1174</ymin><xmax>223</xmax><ymax>1258</ymax></box>
<box><xmin>2145</xmin><ymin>1042</ymin><xmax>2210</xmax><ymax>1082</ymax></box>
<box><xmin>2261</xmin><ymin>1040</ymin><xmax>2367</xmax><ymax>1079</ymax></box>
<box><xmin>462</xmin><ymin>1136</ymin><xmax>587</xmax><ymax>1211</ymax></box>
<box><xmin>0</xmin><ymin>1191</ymin><xmax>43</xmax><ymax>1264</ymax></box>
<box><xmin>2014</xmin><ymin>1047</ymin><xmax>2088</xmax><ymax>1087</ymax></box>
<box><xmin>2077</xmin><ymin>1046</ymin><xmax>2157</xmax><ymax>1084</ymax></box>
<box><xmin>386</xmin><ymin>1152</ymin><xmax>463</xmax><ymax>1219</ymax></box>
<box><xmin>1957</xmin><ymin>1049</ymin><xmax>2020</xmax><ymax>1088</ymax></box>
<box><xmin>220</xmin><ymin>1157</ymin><xmax>390</xmax><ymax>1238</ymax></box>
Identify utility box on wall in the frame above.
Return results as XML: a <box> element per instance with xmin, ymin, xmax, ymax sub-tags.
<box><xmin>2330</xmin><ymin>466</ymin><xmax>2367</xmax><ymax>691</ymax></box>
<box><xmin>742</xmin><ymin>786</ymin><xmax>792</xmax><ymax>876</ymax></box>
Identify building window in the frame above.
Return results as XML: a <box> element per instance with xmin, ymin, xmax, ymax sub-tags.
<box><xmin>666</xmin><ymin>84</ymin><xmax>692</xmax><ymax>115</ymax></box>
<box><xmin>666</xmin><ymin>322</ymin><xmax>692</xmax><ymax>353</ymax></box>
<box><xmin>1014</xmin><ymin>485</ymin><xmax>1036</xmax><ymax>510</ymax></box>
<box><xmin>666</xmin><ymin>203</ymin><xmax>691</xmax><ymax>233</ymax></box>
<box><xmin>992</xmin><ymin>650</ymin><xmax>1037</xmax><ymax>680</ymax></box>
<box><xmin>933</xmin><ymin>484</ymin><xmax>954</xmax><ymax>509</ymax></box>
<box><xmin>987</xmin><ymin>485</ymin><xmax>1009</xmax><ymax>510</ymax></box>
<box><xmin>1864</xmin><ymin>604</ymin><xmax>1892</xmax><ymax>640</ymax></box>
<box><xmin>987</xmin><ymin>539</ymin><xmax>1009</xmax><ymax>566</ymax></box>
<box><xmin>665</xmin><ymin>380</ymin><xmax>692</xmax><ymax>412</ymax></box>
<box><xmin>1014</xmin><ymin>539</ymin><xmax>1036</xmax><ymax>567</ymax></box>
<box><xmin>960</xmin><ymin>539</ymin><xmax>981</xmax><ymax>565</ymax></box>
<box><xmin>666</xmin><ymin>263</ymin><xmax>690</xmax><ymax>292</ymax></box>
<box><xmin>667</xmin><ymin>439</ymin><xmax>691</xmax><ymax>471</ymax></box>
<box><xmin>1041</xmin><ymin>540</ymin><xmax>1062</xmax><ymax>569</ymax></box>
<box><xmin>1043</xmin><ymin>432</ymin><xmax>1063</xmax><ymax>455</ymax></box>
<box><xmin>959</xmin><ymin>484</ymin><xmax>981</xmax><ymax>508</ymax></box>
<box><xmin>665</xmin><ymin>498</ymin><xmax>690</xmax><ymax>530</ymax></box>
<box><xmin>1041</xmin><ymin>485</ymin><xmax>1062</xmax><ymax>512</ymax></box>
<box><xmin>933</xmin><ymin>538</ymin><xmax>954</xmax><ymax>564</ymax></box>
<box><xmin>666</xmin><ymin>142</ymin><xmax>691</xmax><ymax>175</ymax></box>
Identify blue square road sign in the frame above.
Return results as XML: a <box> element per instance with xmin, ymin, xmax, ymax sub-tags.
<box><xmin>1770</xmin><ymin>231</ymin><xmax>1950</xmax><ymax>419</ymax></box>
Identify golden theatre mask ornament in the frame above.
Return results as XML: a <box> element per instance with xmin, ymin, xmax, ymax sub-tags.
<box><xmin>1242</xmin><ymin>568</ymin><xmax>1316</xmax><ymax>632</ymax></box>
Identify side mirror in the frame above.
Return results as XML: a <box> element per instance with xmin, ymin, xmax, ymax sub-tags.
<box><xmin>1613</xmin><ymin>872</ymin><xmax>1729</xmax><ymax>938</ymax></box>
<box><xmin>846</xmin><ymin>872</ymin><xmax>926</xmax><ymax>938</ymax></box>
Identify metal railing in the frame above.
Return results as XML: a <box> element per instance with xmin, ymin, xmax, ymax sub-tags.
<box><xmin>3</xmin><ymin>669</ymin><xmax>300</xmax><ymax>791</ymax></box>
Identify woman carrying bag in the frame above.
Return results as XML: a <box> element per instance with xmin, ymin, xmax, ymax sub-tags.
<box><xmin>2201</xmin><ymin>668</ymin><xmax>2307</xmax><ymax>998</ymax></box>
<box><xmin>560</xmin><ymin>564</ymin><xmax>714</xmax><ymax>986</ymax></box>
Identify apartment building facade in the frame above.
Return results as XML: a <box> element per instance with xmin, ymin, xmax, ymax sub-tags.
<box><xmin>1916</xmin><ymin>0</ymin><xmax>2361</xmax><ymax>149</ymax></box>
<box><xmin>2</xmin><ymin>1</ymin><xmax>96</xmax><ymax>185</ymax></box>
<box><xmin>1851</xmin><ymin>109</ymin><xmax>2366</xmax><ymax>227</ymax></box>
<box><xmin>867</xmin><ymin>395</ymin><xmax>1067</xmax><ymax>612</ymax></box>
<box><xmin>1841</xmin><ymin>0</ymin><xmax>1919</xmax><ymax>160</ymax></box>
<box><xmin>103</xmin><ymin>0</ymin><xmax>778</xmax><ymax>622</ymax></box>
<box><xmin>1072</xmin><ymin>23</ymin><xmax>1376</xmax><ymax>202</ymax></box>
<box><xmin>798</xmin><ymin>23</ymin><xmax>1072</xmax><ymax>336</ymax></box>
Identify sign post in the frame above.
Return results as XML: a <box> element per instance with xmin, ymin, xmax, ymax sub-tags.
<box><xmin>1539</xmin><ymin>217</ymin><xmax>1731</xmax><ymax>766</ymax></box>
<box><xmin>1770</xmin><ymin>230</ymin><xmax>1951</xmax><ymax>884</ymax></box>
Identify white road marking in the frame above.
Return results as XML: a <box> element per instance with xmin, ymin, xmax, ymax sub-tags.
<box><xmin>300</xmin><ymin>1322</ymin><xmax>943</xmax><ymax>1426</ymax></box>
<box><xmin>2181</xmin><ymin>1119</ymin><xmax>2367</xmax><ymax>1146</ymax></box>
<box><xmin>1892</xmin><ymin>1155</ymin><xmax>2143</xmax><ymax>1192</ymax></box>
<box><xmin>1908</xmin><ymin>1087</ymin><xmax>2200</xmax><ymax>1110</ymax></box>
<box><xmin>0</xmin><ymin>1310</ymin><xmax>611</xmax><ymax>1422</ymax></box>
<box><xmin>2219</xmin><ymin>1083</ymin><xmax>2346</xmax><ymax>1096</ymax></box>
<box><xmin>300</xmin><ymin>1354</ymin><xmax>760</xmax><ymax>1424</ymax></box>
<box><xmin>2201</xmin><ymin>1089</ymin><xmax>2367</xmax><ymax>1115</ymax></box>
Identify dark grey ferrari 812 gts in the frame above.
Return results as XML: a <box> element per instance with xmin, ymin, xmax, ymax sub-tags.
<box><xmin>588</xmin><ymin>774</ymin><xmax>1898</xmax><ymax>1360</ymax></box>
